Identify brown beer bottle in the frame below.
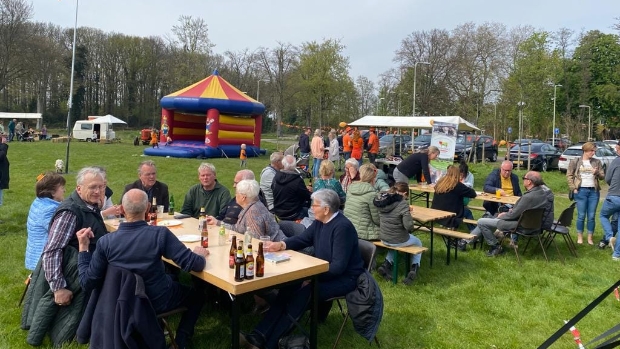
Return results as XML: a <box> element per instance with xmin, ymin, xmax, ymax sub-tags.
<box><xmin>149</xmin><ymin>198</ymin><xmax>158</xmax><ymax>226</ymax></box>
<box><xmin>245</xmin><ymin>244</ymin><xmax>254</xmax><ymax>280</ymax></box>
<box><xmin>234</xmin><ymin>245</ymin><xmax>245</xmax><ymax>282</ymax></box>
<box><xmin>199</xmin><ymin>207</ymin><xmax>208</xmax><ymax>248</ymax></box>
<box><xmin>229</xmin><ymin>236</ymin><xmax>237</xmax><ymax>269</ymax></box>
<box><xmin>256</xmin><ymin>242</ymin><xmax>265</xmax><ymax>277</ymax></box>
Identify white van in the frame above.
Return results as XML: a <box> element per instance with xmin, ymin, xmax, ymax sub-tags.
<box><xmin>72</xmin><ymin>120</ymin><xmax>116</xmax><ymax>142</ymax></box>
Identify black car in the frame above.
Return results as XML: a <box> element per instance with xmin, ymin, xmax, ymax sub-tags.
<box><xmin>454</xmin><ymin>134</ymin><xmax>498</xmax><ymax>162</ymax></box>
<box><xmin>404</xmin><ymin>134</ymin><xmax>432</xmax><ymax>153</ymax></box>
<box><xmin>546</xmin><ymin>138</ymin><xmax>572</xmax><ymax>150</ymax></box>
<box><xmin>507</xmin><ymin>142</ymin><xmax>561</xmax><ymax>171</ymax></box>
<box><xmin>378</xmin><ymin>134</ymin><xmax>412</xmax><ymax>155</ymax></box>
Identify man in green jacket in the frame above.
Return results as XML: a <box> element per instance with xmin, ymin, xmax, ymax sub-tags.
<box><xmin>181</xmin><ymin>162</ymin><xmax>231</xmax><ymax>218</ymax></box>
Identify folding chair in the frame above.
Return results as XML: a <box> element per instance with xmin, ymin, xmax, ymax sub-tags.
<box><xmin>157</xmin><ymin>307</ymin><xmax>188</xmax><ymax>349</ymax></box>
<box><xmin>544</xmin><ymin>202</ymin><xmax>577</xmax><ymax>258</ymax></box>
<box><xmin>505</xmin><ymin>207</ymin><xmax>561</xmax><ymax>264</ymax></box>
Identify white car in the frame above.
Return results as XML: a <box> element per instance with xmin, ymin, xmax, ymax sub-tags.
<box><xmin>558</xmin><ymin>145</ymin><xmax>618</xmax><ymax>173</ymax></box>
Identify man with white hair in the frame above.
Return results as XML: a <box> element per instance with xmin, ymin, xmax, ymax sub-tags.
<box><xmin>216</xmin><ymin>169</ymin><xmax>267</xmax><ymax>225</ymax></box>
<box><xmin>181</xmin><ymin>162</ymin><xmax>231</xmax><ymax>218</ymax></box>
<box><xmin>260</xmin><ymin>151</ymin><xmax>284</xmax><ymax>211</ymax></box>
<box><xmin>271</xmin><ymin>155</ymin><xmax>311</xmax><ymax>221</ymax></box>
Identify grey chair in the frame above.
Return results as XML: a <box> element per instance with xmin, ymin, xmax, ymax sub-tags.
<box><xmin>505</xmin><ymin>207</ymin><xmax>561</xmax><ymax>264</ymax></box>
<box><xmin>544</xmin><ymin>202</ymin><xmax>577</xmax><ymax>258</ymax></box>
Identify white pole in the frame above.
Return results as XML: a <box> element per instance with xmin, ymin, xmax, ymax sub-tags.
<box><xmin>64</xmin><ymin>0</ymin><xmax>79</xmax><ymax>174</ymax></box>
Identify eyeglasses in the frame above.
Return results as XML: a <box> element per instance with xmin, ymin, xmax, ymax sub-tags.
<box><xmin>501</xmin><ymin>168</ymin><xmax>512</xmax><ymax>172</ymax></box>
<box><xmin>522</xmin><ymin>176</ymin><xmax>530</xmax><ymax>181</ymax></box>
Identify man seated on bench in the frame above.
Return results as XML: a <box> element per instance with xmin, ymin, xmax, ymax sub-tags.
<box><xmin>482</xmin><ymin>161</ymin><xmax>522</xmax><ymax>216</ymax></box>
<box><xmin>469</xmin><ymin>171</ymin><xmax>548</xmax><ymax>257</ymax></box>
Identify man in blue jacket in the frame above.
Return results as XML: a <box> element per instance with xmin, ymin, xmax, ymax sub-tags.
<box><xmin>482</xmin><ymin>161</ymin><xmax>522</xmax><ymax>216</ymax></box>
<box><xmin>77</xmin><ymin>189</ymin><xmax>209</xmax><ymax>349</ymax></box>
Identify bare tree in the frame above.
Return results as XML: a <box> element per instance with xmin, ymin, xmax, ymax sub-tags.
<box><xmin>0</xmin><ymin>0</ymin><xmax>33</xmax><ymax>104</ymax></box>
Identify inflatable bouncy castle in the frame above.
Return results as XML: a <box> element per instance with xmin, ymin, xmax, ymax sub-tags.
<box><xmin>144</xmin><ymin>70</ymin><xmax>265</xmax><ymax>158</ymax></box>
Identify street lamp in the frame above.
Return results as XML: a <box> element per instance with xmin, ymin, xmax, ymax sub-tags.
<box><xmin>376</xmin><ymin>97</ymin><xmax>385</xmax><ymax>115</ymax></box>
<box><xmin>412</xmin><ymin>61</ymin><xmax>430</xmax><ymax>116</ymax></box>
<box><xmin>256</xmin><ymin>79</ymin><xmax>268</xmax><ymax>101</ymax></box>
<box><xmin>64</xmin><ymin>0</ymin><xmax>79</xmax><ymax>174</ymax></box>
<box><xmin>579</xmin><ymin>104</ymin><xmax>592</xmax><ymax>140</ymax></box>
<box><xmin>550</xmin><ymin>84</ymin><xmax>562</xmax><ymax>147</ymax></box>
<box><xmin>517</xmin><ymin>101</ymin><xmax>526</xmax><ymax>170</ymax></box>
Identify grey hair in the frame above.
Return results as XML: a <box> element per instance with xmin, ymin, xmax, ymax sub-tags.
<box><xmin>345</xmin><ymin>158</ymin><xmax>359</xmax><ymax>169</ymax></box>
<box><xmin>76</xmin><ymin>167</ymin><xmax>106</xmax><ymax>185</ymax></box>
<box><xmin>236</xmin><ymin>179</ymin><xmax>260</xmax><ymax>201</ymax></box>
<box><xmin>198</xmin><ymin>162</ymin><xmax>217</xmax><ymax>175</ymax></box>
<box><xmin>311</xmin><ymin>189</ymin><xmax>340</xmax><ymax>213</ymax></box>
<box><xmin>314</xmin><ymin>129</ymin><xmax>322</xmax><ymax>136</ymax></box>
<box><xmin>237</xmin><ymin>169</ymin><xmax>255</xmax><ymax>180</ymax></box>
<box><xmin>138</xmin><ymin>160</ymin><xmax>156</xmax><ymax>174</ymax></box>
<box><xmin>270</xmin><ymin>151</ymin><xmax>284</xmax><ymax>165</ymax></box>
<box><xmin>122</xmin><ymin>189</ymin><xmax>148</xmax><ymax>215</ymax></box>
<box><xmin>282</xmin><ymin>155</ymin><xmax>297</xmax><ymax>171</ymax></box>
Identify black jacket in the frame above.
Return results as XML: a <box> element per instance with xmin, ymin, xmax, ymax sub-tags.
<box><xmin>123</xmin><ymin>180</ymin><xmax>170</xmax><ymax>212</ymax></box>
<box><xmin>396</xmin><ymin>152</ymin><xmax>432</xmax><ymax>184</ymax></box>
<box><xmin>0</xmin><ymin>142</ymin><xmax>9</xmax><ymax>189</ymax></box>
<box><xmin>77</xmin><ymin>265</ymin><xmax>166</xmax><ymax>349</ymax></box>
<box><xmin>298</xmin><ymin>133</ymin><xmax>310</xmax><ymax>153</ymax></box>
<box><xmin>431</xmin><ymin>182</ymin><xmax>477</xmax><ymax>228</ymax></box>
<box><xmin>346</xmin><ymin>271</ymin><xmax>383</xmax><ymax>343</ymax></box>
<box><xmin>271</xmin><ymin>170</ymin><xmax>311</xmax><ymax>220</ymax></box>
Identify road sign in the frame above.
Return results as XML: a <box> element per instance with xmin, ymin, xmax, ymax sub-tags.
<box><xmin>507</xmin><ymin>127</ymin><xmax>512</xmax><ymax>134</ymax></box>
<box><xmin>554</xmin><ymin>128</ymin><xmax>559</xmax><ymax>135</ymax></box>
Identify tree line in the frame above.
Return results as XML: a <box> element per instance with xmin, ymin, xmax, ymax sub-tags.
<box><xmin>1</xmin><ymin>0</ymin><xmax>619</xmax><ymax>141</ymax></box>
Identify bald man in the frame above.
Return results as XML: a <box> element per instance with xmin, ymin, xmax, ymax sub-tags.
<box><xmin>482</xmin><ymin>161</ymin><xmax>523</xmax><ymax>216</ymax></box>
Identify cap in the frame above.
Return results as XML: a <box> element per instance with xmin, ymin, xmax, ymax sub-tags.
<box><xmin>345</xmin><ymin>127</ymin><xmax>351</xmax><ymax>132</ymax></box>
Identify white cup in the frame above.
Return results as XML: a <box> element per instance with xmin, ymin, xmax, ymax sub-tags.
<box><xmin>157</xmin><ymin>205</ymin><xmax>164</xmax><ymax>215</ymax></box>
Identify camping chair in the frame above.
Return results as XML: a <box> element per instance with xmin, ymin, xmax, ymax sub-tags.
<box><xmin>327</xmin><ymin>239</ymin><xmax>380</xmax><ymax>349</ymax></box>
<box><xmin>504</xmin><ymin>207</ymin><xmax>560</xmax><ymax>264</ymax></box>
<box><xmin>543</xmin><ymin>202</ymin><xmax>577</xmax><ymax>258</ymax></box>
<box><xmin>157</xmin><ymin>306</ymin><xmax>188</xmax><ymax>349</ymax></box>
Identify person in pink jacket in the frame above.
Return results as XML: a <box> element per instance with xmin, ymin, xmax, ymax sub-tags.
<box><xmin>311</xmin><ymin>129</ymin><xmax>325</xmax><ymax>178</ymax></box>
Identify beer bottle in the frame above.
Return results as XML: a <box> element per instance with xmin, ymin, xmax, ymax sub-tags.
<box><xmin>256</xmin><ymin>242</ymin><xmax>265</xmax><ymax>277</ymax></box>
<box><xmin>234</xmin><ymin>245</ymin><xmax>245</xmax><ymax>282</ymax></box>
<box><xmin>245</xmin><ymin>244</ymin><xmax>254</xmax><ymax>280</ymax></box>
<box><xmin>199</xmin><ymin>207</ymin><xmax>208</xmax><ymax>248</ymax></box>
<box><xmin>168</xmin><ymin>194</ymin><xmax>175</xmax><ymax>216</ymax></box>
<box><xmin>149</xmin><ymin>197</ymin><xmax>158</xmax><ymax>226</ymax></box>
<box><xmin>229</xmin><ymin>235</ymin><xmax>237</xmax><ymax>269</ymax></box>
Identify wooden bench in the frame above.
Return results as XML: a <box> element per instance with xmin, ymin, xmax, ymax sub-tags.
<box><xmin>463</xmin><ymin>218</ymin><xmax>478</xmax><ymax>226</ymax></box>
<box><xmin>373</xmin><ymin>241</ymin><xmax>428</xmax><ymax>284</ymax></box>
<box><xmin>467</xmin><ymin>205</ymin><xmax>486</xmax><ymax>212</ymax></box>
<box><xmin>417</xmin><ymin>226</ymin><xmax>476</xmax><ymax>265</ymax></box>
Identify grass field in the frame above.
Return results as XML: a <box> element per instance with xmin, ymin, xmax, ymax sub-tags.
<box><xmin>1</xmin><ymin>130</ymin><xmax>619</xmax><ymax>349</ymax></box>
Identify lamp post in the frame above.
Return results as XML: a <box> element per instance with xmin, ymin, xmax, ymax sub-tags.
<box><xmin>551</xmin><ymin>84</ymin><xmax>562</xmax><ymax>147</ymax></box>
<box><xmin>376</xmin><ymin>97</ymin><xmax>385</xmax><ymax>115</ymax></box>
<box><xmin>256</xmin><ymin>79</ymin><xmax>268</xmax><ymax>101</ymax></box>
<box><xmin>517</xmin><ymin>101</ymin><xmax>525</xmax><ymax>170</ymax></box>
<box><xmin>412</xmin><ymin>61</ymin><xmax>430</xmax><ymax>116</ymax></box>
<box><xmin>64</xmin><ymin>0</ymin><xmax>79</xmax><ymax>174</ymax></box>
<box><xmin>579</xmin><ymin>104</ymin><xmax>592</xmax><ymax>140</ymax></box>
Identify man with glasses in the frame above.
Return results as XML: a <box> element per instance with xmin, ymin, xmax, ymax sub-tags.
<box><xmin>23</xmin><ymin>167</ymin><xmax>110</xmax><ymax>346</ymax></box>
<box><xmin>216</xmin><ymin>169</ymin><xmax>267</xmax><ymax>225</ymax></box>
<box><xmin>472</xmin><ymin>171</ymin><xmax>550</xmax><ymax>256</ymax></box>
<box><xmin>122</xmin><ymin>160</ymin><xmax>170</xmax><ymax>212</ymax></box>
<box><xmin>599</xmin><ymin>143</ymin><xmax>620</xmax><ymax>258</ymax></box>
<box><xmin>482</xmin><ymin>160</ymin><xmax>522</xmax><ymax>216</ymax></box>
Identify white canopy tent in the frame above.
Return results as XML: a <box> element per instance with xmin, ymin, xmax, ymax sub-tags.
<box><xmin>90</xmin><ymin>114</ymin><xmax>127</xmax><ymax>125</ymax></box>
<box><xmin>0</xmin><ymin>112</ymin><xmax>42</xmax><ymax>129</ymax></box>
<box><xmin>348</xmin><ymin>115</ymin><xmax>479</xmax><ymax>132</ymax></box>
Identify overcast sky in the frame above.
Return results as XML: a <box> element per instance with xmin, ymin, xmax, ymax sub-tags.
<box><xmin>31</xmin><ymin>0</ymin><xmax>619</xmax><ymax>82</ymax></box>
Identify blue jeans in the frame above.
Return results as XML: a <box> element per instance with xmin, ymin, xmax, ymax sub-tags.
<box><xmin>383</xmin><ymin>234</ymin><xmax>423</xmax><ymax>265</ymax></box>
<box><xmin>343</xmin><ymin>151</ymin><xmax>351</xmax><ymax>160</ymax></box>
<box><xmin>599</xmin><ymin>195</ymin><xmax>620</xmax><ymax>242</ymax></box>
<box><xmin>575</xmin><ymin>187</ymin><xmax>600</xmax><ymax>234</ymax></box>
<box><xmin>312</xmin><ymin>158</ymin><xmax>322</xmax><ymax>178</ymax></box>
<box><xmin>0</xmin><ymin>189</ymin><xmax>3</xmax><ymax>206</ymax></box>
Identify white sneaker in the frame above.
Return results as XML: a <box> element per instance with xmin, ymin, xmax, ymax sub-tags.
<box><xmin>611</xmin><ymin>237</ymin><xmax>617</xmax><ymax>252</ymax></box>
<box><xmin>612</xmin><ymin>256</ymin><xmax>620</xmax><ymax>261</ymax></box>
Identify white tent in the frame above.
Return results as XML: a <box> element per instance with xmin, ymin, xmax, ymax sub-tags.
<box><xmin>348</xmin><ymin>115</ymin><xmax>479</xmax><ymax>132</ymax></box>
<box><xmin>90</xmin><ymin>114</ymin><xmax>127</xmax><ymax>124</ymax></box>
<box><xmin>0</xmin><ymin>112</ymin><xmax>42</xmax><ymax>129</ymax></box>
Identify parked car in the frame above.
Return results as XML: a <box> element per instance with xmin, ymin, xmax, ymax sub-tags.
<box><xmin>403</xmin><ymin>134</ymin><xmax>432</xmax><ymax>153</ymax></box>
<box><xmin>378</xmin><ymin>134</ymin><xmax>412</xmax><ymax>155</ymax></box>
<box><xmin>603</xmin><ymin>139</ymin><xmax>619</xmax><ymax>147</ymax></box>
<box><xmin>506</xmin><ymin>142</ymin><xmax>561</xmax><ymax>171</ymax></box>
<box><xmin>508</xmin><ymin>138</ymin><xmax>544</xmax><ymax>148</ymax></box>
<box><xmin>572</xmin><ymin>141</ymin><xmax>615</xmax><ymax>151</ymax></box>
<box><xmin>558</xmin><ymin>145</ymin><xmax>618</xmax><ymax>173</ymax></box>
<box><xmin>454</xmin><ymin>134</ymin><xmax>498</xmax><ymax>163</ymax></box>
<box><xmin>546</xmin><ymin>138</ymin><xmax>572</xmax><ymax>150</ymax></box>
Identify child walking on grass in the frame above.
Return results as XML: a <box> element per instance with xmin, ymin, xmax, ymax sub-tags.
<box><xmin>240</xmin><ymin>143</ymin><xmax>247</xmax><ymax>167</ymax></box>
<box><xmin>373</xmin><ymin>182</ymin><xmax>423</xmax><ymax>285</ymax></box>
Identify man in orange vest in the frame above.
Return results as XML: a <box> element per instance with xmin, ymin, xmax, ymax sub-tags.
<box><xmin>342</xmin><ymin>127</ymin><xmax>352</xmax><ymax>161</ymax></box>
<box><xmin>367</xmin><ymin>127</ymin><xmax>379</xmax><ymax>165</ymax></box>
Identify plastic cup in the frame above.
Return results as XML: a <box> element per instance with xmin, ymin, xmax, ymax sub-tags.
<box><xmin>157</xmin><ymin>205</ymin><xmax>164</xmax><ymax>215</ymax></box>
<box><xmin>495</xmin><ymin>189</ymin><xmax>501</xmax><ymax>199</ymax></box>
<box><xmin>260</xmin><ymin>236</ymin><xmax>271</xmax><ymax>244</ymax></box>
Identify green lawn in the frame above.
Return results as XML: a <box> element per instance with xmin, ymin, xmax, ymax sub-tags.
<box><xmin>1</xmin><ymin>131</ymin><xmax>618</xmax><ymax>348</ymax></box>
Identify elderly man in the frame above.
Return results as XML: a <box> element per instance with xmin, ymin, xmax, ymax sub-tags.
<box><xmin>22</xmin><ymin>167</ymin><xmax>109</xmax><ymax>347</ymax></box>
<box><xmin>482</xmin><ymin>160</ymin><xmax>522</xmax><ymax>216</ymax></box>
<box><xmin>123</xmin><ymin>160</ymin><xmax>170</xmax><ymax>211</ymax></box>
<box><xmin>217</xmin><ymin>169</ymin><xmax>267</xmax><ymax>225</ymax></box>
<box><xmin>600</xmin><ymin>143</ymin><xmax>620</xmax><ymax>255</ymax></box>
<box><xmin>76</xmin><ymin>189</ymin><xmax>208</xmax><ymax>349</ymax></box>
<box><xmin>260</xmin><ymin>151</ymin><xmax>284</xmax><ymax>211</ymax></box>
<box><xmin>208</xmin><ymin>179</ymin><xmax>286</xmax><ymax>242</ymax></box>
<box><xmin>181</xmin><ymin>162</ymin><xmax>231</xmax><ymax>218</ymax></box>
<box><xmin>240</xmin><ymin>189</ymin><xmax>365</xmax><ymax>349</ymax></box>
<box><xmin>472</xmin><ymin>171</ymin><xmax>552</xmax><ymax>257</ymax></box>
<box><xmin>271</xmin><ymin>155</ymin><xmax>311</xmax><ymax>221</ymax></box>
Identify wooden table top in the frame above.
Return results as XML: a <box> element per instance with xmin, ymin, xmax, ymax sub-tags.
<box><xmin>409</xmin><ymin>206</ymin><xmax>455</xmax><ymax>223</ymax></box>
<box><xmin>409</xmin><ymin>184</ymin><xmax>520</xmax><ymax>205</ymax></box>
<box><xmin>104</xmin><ymin>216</ymin><xmax>329</xmax><ymax>295</ymax></box>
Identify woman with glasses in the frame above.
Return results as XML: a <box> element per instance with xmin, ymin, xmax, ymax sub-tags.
<box><xmin>567</xmin><ymin>142</ymin><xmax>605</xmax><ymax>245</ymax></box>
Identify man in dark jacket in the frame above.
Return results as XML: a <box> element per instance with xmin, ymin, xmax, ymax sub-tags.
<box><xmin>0</xmin><ymin>135</ymin><xmax>8</xmax><ymax>216</ymax></box>
<box><xmin>271</xmin><ymin>155</ymin><xmax>311</xmax><ymax>221</ymax></box>
<box><xmin>122</xmin><ymin>160</ymin><xmax>170</xmax><ymax>211</ymax></box>
<box><xmin>482</xmin><ymin>161</ymin><xmax>522</xmax><ymax>215</ymax></box>
<box><xmin>298</xmin><ymin>127</ymin><xmax>311</xmax><ymax>157</ymax></box>
<box><xmin>77</xmin><ymin>189</ymin><xmax>209</xmax><ymax>349</ymax></box>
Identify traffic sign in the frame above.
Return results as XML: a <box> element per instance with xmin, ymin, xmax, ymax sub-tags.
<box><xmin>507</xmin><ymin>127</ymin><xmax>512</xmax><ymax>134</ymax></box>
<box><xmin>554</xmin><ymin>128</ymin><xmax>559</xmax><ymax>135</ymax></box>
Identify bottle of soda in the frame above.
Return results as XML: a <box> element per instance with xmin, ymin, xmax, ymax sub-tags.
<box><xmin>234</xmin><ymin>245</ymin><xmax>245</xmax><ymax>282</ymax></box>
<box><xmin>219</xmin><ymin>225</ymin><xmax>226</xmax><ymax>246</ymax></box>
<box><xmin>256</xmin><ymin>242</ymin><xmax>264</xmax><ymax>277</ymax></box>
<box><xmin>149</xmin><ymin>197</ymin><xmax>158</xmax><ymax>226</ymax></box>
<box><xmin>168</xmin><ymin>194</ymin><xmax>175</xmax><ymax>216</ymax></box>
<box><xmin>245</xmin><ymin>244</ymin><xmax>254</xmax><ymax>280</ymax></box>
<box><xmin>229</xmin><ymin>235</ymin><xmax>237</xmax><ymax>269</ymax></box>
<box><xmin>199</xmin><ymin>207</ymin><xmax>208</xmax><ymax>248</ymax></box>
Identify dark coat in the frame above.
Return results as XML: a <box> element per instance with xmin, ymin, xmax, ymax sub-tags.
<box><xmin>396</xmin><ymin>152</ymin><xmax>432</xmax><ymax>184</ymax></box>
<box><xmin>0</xmin><ymin>142</ymin><xmax>9</xmax><ymax>189</ymax></box>
<box><xmin>346</xmin><ymin>271</ymin><xmax>383</xmax><ymax>342</ymax></box>
<box><xmin>77</xmin><ymin>265</ymin><xmax>166</xmax><ymax>349</ymax></box>
<box><xmin>431</xmin><ymin>182</ymin><xmax>477</xmax><ymax>228</ymax></box>
<box><xmin>482</xmin><ymin>168</ymin><xmax>522</xmax><ymax>215</ymax></box>
<box><xmin>271</xmin><ymin>170</ymin><xmax>311</xmax><ymax>220</ymax></box>
<box><xmin>123</xmin><ymin>180</ymin><xmax>170</xmax><ymax>212</ymax></box>
<box><xmin>298</xmin><ymin>132</ymin><xmax>310</xmax><ymax>153</ymax></box>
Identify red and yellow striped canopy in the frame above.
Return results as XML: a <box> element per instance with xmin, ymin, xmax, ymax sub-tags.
<box><xmin>166</xmin><ymin>70</ymin><xmax>257</xmax><ymax>102</ymax></box>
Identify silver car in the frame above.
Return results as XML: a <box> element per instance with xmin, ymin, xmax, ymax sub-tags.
<box><xmin>558</xmin><ymin>145</ymin><xmax>618</xmax><ymax>173</ymax></box>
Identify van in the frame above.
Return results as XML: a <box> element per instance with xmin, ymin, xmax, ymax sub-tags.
<box><xmin>72</xmin><ymin>120</ymin><xmax>116</xmax><ymax>142</ymax></box>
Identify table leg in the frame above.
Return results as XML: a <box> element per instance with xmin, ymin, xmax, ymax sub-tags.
<box><xmin>425</xmin><ymin>192</ymin><xmax>429</xmax><ymax>208</ymax></box>
<box><xmin>231</xmin><ymin>293</ymin><xmax>240</xmax><ymax>349</ymax></box>
<box><xmin>310</xmin><ymin>275</ymin><xmax>319</xmax><ymax>349</ymax></box>
<box><xmin>429</xmin><ymin>221</ymin><xmax>434</xmax><ymax>267</ymax></box>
